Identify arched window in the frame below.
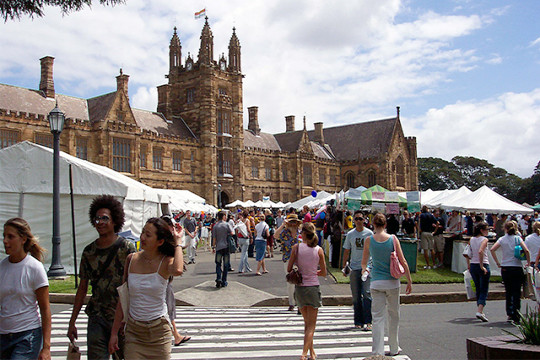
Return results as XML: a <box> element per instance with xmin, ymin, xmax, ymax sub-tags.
<box><xmin>395</xmin><ymin>156</ymin><xmax>405</xmax><ymax>188</ymax></box>
<box><xmin>346</xmin><ymin>172</ymin><xmax>355</xmax><ymax>189</ymax></box>
<box><xmin>367</xmin><ymin>170</ymin><xmax>376</xmax><ymax>187</ymax></box>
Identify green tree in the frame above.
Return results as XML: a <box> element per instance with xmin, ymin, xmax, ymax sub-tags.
<box><xmin>1</xmin><ymin>0</ymin><xmax>124</xmax><ymax>21</ymax></box>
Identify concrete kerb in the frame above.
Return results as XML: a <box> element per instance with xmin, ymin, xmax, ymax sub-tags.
<box><xmin>49</xmin><ymin>290</ymin><xmax>506</xmax><ymax>307</ymax></box>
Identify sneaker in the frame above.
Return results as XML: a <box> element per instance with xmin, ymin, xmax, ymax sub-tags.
<box><xmin>423</xmin><ymin>265</ymin><xmax>432</xmax><ymax>270</ymax></box>
<box><xmin>476</xmin><ymin>312</ymin><xmax>489</xmax><ymax>322</ymax></box>
<box><xmin>363</xmin><ymin>324</ymin><xmax>372</xmax><ymax>331</ymax></box>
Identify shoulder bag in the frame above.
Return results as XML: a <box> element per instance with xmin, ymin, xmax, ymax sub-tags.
<box><xmin>228</xmin><ymin>234</ymin><xmax>237</xmax><ymax>253</ymax></box>
<box><xmin>286</xmin><ymin>245</ymin><xmax>303</xmax><ymax>285</ymax></box>
<box><xmin>390</xmin><ymin>236</ymin><xmax>406</xmax><ymax>279</ymax></box>
<box><xmin>514</xmin><ymin>236</ymin><xmax>527</xmax><ymax>260</ymax></box>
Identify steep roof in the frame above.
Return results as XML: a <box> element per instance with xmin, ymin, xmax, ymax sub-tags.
<box><xmin>87</xmin><ymin>92</ymin><xmax>116</xmax><ymax>122</ymax></box>
<box><xmin>243</xmin><ymin>130</ymin><xmax>282</xmax><ymax>151</ymax></box>
<box><xmin>0</xmin><ymin>83</ymin><xmax>89</xmax><ymax>121</ymax></box>
<box><xmin>133</xmin><ymin>110</ymin><xmax>195</xmax><ymax>139</ymax></box>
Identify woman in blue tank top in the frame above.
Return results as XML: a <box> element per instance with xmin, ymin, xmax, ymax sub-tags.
<box><xmin>361</xmin><ymin>213</ymin><xmax>412</xmax><ymax>356</ymax></box>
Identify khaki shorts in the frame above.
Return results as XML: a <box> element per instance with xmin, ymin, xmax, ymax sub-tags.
<box><xmin>434</xmin><ymin>234</ymin><xmax>445</xmax><ymax>253</ymax></box>
<box><xmin>420</xmin><ymin>232</ymin><xmax>434</xmax><ymax>250</ymax></box>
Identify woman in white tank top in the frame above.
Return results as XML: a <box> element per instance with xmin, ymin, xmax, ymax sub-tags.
<box><xmin>109</xmin><ymin>218</ymin><xmax>184</xmax><ymax>360</ymax></box>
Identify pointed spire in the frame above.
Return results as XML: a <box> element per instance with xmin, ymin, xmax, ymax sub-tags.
<box><xmin>198</xmin><ymin>17</ymin><xmax>214</xmax><ymax>65</ymax></box>
<box><xmin>169</xmin><ymin>26</ymin><xmax>182</xmax><ymax>73</ymax></box>
<box><xmin>303</xmin><ymin>115</ymin><xmax>307</xmax><ymax>131</ymax></box>
<box><xmin>228</xmin><ymin>27</ymin><xmax>241</xmax><ymax>72</ymax></box>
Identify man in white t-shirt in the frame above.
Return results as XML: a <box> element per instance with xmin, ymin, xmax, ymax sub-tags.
<box><xmin>342</xmin><ymin>210</ymin><xmax>374</xmax><ymax>330</ymax></box>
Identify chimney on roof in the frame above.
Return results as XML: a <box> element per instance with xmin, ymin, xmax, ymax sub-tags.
<box><xmin>314</xmin><ymin>122</ymin><xmax>324</xmax><ymax>144</ymax></box>
<box><xmin>39</xmin><ymin>56</ymin><xmax>55</xmax><ymax>98</ymax></box>
<box><xmin>396</xmin><ymin>106</ymin><xmax>400</xmax><ymax>119</ymax></box>
<box><xmin>248</xmin><ymin>106</ymin><xmax>260</xmax><ymax>135</ymax></box>
<box><xmin>116</xmin><ymin>68</ymin><xmax>129</xmax><ymax>101</ymax></box>
<box><xmin>285</xmin><ymin>115</ymin><xmax>295</xmax><ymax>132</ymax></box>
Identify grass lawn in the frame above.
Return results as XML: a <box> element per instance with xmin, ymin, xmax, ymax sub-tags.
<box><xmin>329</xmin><ymin>253</ymin><xmax>502</xmax><ymax>285</ymax></box>
<box><xmin>49</xmin><ymin>276</ymin><xmax>91</xmax><ymax>294</ymax></box>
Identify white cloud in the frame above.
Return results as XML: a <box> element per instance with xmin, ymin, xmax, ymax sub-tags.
<box><xmin>403</xmin><ymin>89</ymin><xmax>540</xmax><ymax>178</ymax></box>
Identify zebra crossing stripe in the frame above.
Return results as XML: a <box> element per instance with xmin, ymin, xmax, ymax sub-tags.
<box><xmin>49</xmin><ymin>307</ymin><xmax>410</xmax><ymax>360</ymax></box>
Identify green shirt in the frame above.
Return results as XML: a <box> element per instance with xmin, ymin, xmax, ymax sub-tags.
<box><xmin>79</xmin><ymin>236</ymin><xmax>136</xmax><ymax>322</ymax></box>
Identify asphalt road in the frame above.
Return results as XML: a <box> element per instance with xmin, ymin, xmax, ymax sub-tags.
<box><xmin>398</xmin><ymin>299</ymin><xmax>538</xmax><ymax>360</ymax></box>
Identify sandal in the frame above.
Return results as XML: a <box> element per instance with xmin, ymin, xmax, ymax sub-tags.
<box><xmin>174</xmin><ymin>336</ymin><xmax>191</xmax><ymax>346</ymax></box>
<box><xmin>262</xmin><ymin>270</ymin><xmax>269</xmax><ymax>274</ymax></box>
<box><xmin>255</xmin><ymin>272</ymin><xmax>262</xmax><ymax>276</ymax></box>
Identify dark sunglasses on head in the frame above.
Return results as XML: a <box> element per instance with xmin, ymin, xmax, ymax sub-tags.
<box><xmin>94</xmin><ymin>215</ymin><xmax>110</xmax><ymax>224</ymax></box>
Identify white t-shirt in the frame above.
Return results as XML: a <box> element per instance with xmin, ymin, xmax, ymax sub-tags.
<box><xmin>0</xmin><ymin>254</ymin><xmax>49</xmax><ymax>334</ymax></box>
<box><xmin>255</xmin><ymin>221</ymin><xmax>269</xmax><ymax>240</ymax></box>
<box><xmin>495</xmin><ymin>234</ymin><xmax>525</xmax><ymax>267</ymax></box>
<box><xmin>525</xmin><ymin>233</ymin><xmax>540</xmax><ymax>264</ymax></box>
<box><xmin>469</xmin><ymin>236</ymin><xmax>489</xmax><ymax>265</ymax></box>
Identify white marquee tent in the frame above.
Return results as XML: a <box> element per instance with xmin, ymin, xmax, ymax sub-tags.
<box><xmin>0</xmin><ymin>141</ymin><xmax>168</xmax><ymax>273</ymax></box>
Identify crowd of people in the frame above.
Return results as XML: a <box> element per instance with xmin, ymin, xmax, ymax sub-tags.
<box><xmin>2</xmin><ymin>194</ymin><xmax>539</xmax><ymax>359</ymax></box>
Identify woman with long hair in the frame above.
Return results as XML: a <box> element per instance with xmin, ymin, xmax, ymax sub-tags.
<box><xmin>1</xmin><ymin>218</ymin><xmax>51</xmax><ymax>360</ymax></box>
<box><xmin>275</xmin><ymin>213</ymin><xmax>303</xmax><ymax>311</ymax></box>
<box><xmin>109</xmin><ymin>217</ymin><xmax>184</xmax><ymax>359</ymax></box>
<box><xmin>361</xmin><ymin>213</ymin><xmax>412</xmax><ymax>356</ymax></box>
<box><xmin>490</xmin><ymin>220</ymin><xmax>530</xmax><ymax>323</ymax></box>
<box><xmin>287</xmin><ymin>222</ymin><xmax>327</xmax><ymax>360</ymax></box>
<box><xmin>466</xmin><ymin>221</ymin><xmax>491</xmax><ymax>322</ymax></box>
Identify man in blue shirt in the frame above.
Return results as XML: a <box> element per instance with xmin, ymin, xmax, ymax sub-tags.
<box><xmin>342</xmin><ymin>211</ymin><xmax>374</xmax><ymax>330</ymax></box>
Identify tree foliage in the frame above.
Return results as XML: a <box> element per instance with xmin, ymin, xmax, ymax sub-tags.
<box><xmin>1</xmin><ymin>0</ymin><xmax>124</xmax><ymax>21</ymax></box>
<box><xmin>418</xmin><ymin>156</ymin><xmax>540</xmax><ymax>203</ymax></box>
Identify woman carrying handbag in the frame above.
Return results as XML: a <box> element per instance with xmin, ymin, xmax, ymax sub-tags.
<box><xmin>361</xmin><ymin>213</ymin><xmax>412</xmax><ymax>356</ymax></box>
<box><xmin>287</xmin><ymin>223</ymin><xmax>327</xmax><ymax>360</ymax></box>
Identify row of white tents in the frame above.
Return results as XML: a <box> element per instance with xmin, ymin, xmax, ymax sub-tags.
<box><xmin>0</xmin><ymin>141</ymin><xmax>216</xmax><ymax>272</ymax></box>
<box><xmin>420</xmin><ymin>186</ymin><xmax>532</xmax><ymax>215</ymax></box>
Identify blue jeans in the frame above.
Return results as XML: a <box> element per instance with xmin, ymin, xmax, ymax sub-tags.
<box><xmin>469</xmin><ymin>263</ymin><xmax>490</xmax><ymax>307</ymax></box>
<box><xmin>215</xmin><ymin>248</ymin><xmax>230</xmax><ymax>286</ymax></box>
<box><xmin>87</xmin><ymin>315</ymin><xmax>124</xmax><ymax>360</ymax></box>
<box><xmin>316</xmin><ymin>230</ymin><xmax>323</xmax><ymax>247</ymax></box>
<box><xmin>0</xmin><ymin>327</ymin><xmax>42</xmax><ymax>360</ymax></box>
<box><xmin>349</xmin><ymin>269</ymin><xmax>372</xmax><ymax>326</ymax></box>
<box><xmin>237</xmin><ymin>238</ymin><xmax>251</xmax><ymax>272</ymax></box>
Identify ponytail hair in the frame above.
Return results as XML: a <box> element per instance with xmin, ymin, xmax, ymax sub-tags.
<box><xmin>301</xmin><ymin>222</ymin><xmax>317</xmax><ymax>247</ymax></box>
<box><xmin>4</xmin><ymin>218</ymin><xmax>46</xmax><ymax>262</ymax></box>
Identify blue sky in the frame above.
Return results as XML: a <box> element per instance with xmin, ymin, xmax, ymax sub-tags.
<box><xmin>1</xmin><ymin>0</ymin><xmax>539</xmax><ymax>178</ymax></box>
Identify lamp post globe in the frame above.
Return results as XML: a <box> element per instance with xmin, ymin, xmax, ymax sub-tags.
<box><xmin>47</xmin><ymin>102</ymin><xmax>66</xmax><ymax>277</ymax></box>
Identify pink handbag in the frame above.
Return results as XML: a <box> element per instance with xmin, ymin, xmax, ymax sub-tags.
<box><xmin>390</xmin><ymin>236</ymin><xmax>405</xmax><ymax>279</ymax></box>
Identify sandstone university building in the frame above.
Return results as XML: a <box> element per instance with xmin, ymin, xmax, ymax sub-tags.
<box><xmin>0</xmin><ymin>18</ymin><xmax>418</xmax><ymax>207</ymax></box>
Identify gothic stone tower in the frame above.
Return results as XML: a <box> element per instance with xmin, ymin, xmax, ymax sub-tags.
<box><xmin>157</xmin><ymin>18</ymin><xmax>244</xmax><ymax>206</ymax></box>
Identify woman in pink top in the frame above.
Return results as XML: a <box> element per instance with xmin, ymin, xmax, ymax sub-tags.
<box><xmin>287</xmin><ymin>223</ymin><xmax>327</xmax><ymax>360</ymax></box>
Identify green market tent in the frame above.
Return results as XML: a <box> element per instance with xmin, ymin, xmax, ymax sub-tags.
<box><xmin>532</xmin><ymin>204</ymin><xmax>540</xmax><ymax>211</ymax></box>
<box><xmin>358</xmin><ymin>185</ymin><xmax>407</xmax><ymax>205</ymax></box>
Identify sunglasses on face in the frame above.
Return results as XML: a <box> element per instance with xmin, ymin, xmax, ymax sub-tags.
<box><xmin>94</xmin><ymin>215</ymin><xmax>111</xmax><ymax>224</ymax></box>
<box><xmin>354</xmin><ymin>217</ymin><xmax>364</xmax><ymax>221</ymax></box>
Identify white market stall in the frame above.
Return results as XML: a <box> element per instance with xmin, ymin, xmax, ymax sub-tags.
<box><xmin>0</xmin><ymin>141</ymin><xmax>166</xmax><ymax>273</ymax></box>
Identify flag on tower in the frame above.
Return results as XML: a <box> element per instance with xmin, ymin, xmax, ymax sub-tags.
<box><xmin>194</xmin><ymin>9</ymin><xmax>206</xmax><ymax>19</ymax></box>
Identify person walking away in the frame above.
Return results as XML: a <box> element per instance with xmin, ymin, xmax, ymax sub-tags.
<box><xmin>275</xmin><ymin>214</ymin><xmax>302</xmax><ymax>311</ymax></box>
<box><xmin>211</xmin><ymin>211</ymin><xmax>234</xmax><ymax>288</ymax></box>
<box><xmin>361</xmin><ymin>213</ymin><xmax>412</xmax><ymax>356</ymax></box>
<box><xmin>160</xmin><ymin>215</ymin><xmax>191</xmax><ymax>347</ymax></box>
<box><xmin>108</xmin><ymin>218</ymin><xmax>184</xmax><ymax>359</ymax></box>
<box><xmin>287</xmin><ymin>223</ymin><xmax>327</xmax><ymax>360</ymax></box>
<box><xmin>525</xmin><ymin>221</ymin><xmax>540</xmax><ymax>270</ymax></box>
<box><xmin>314</xmin><ymin>210</ymin><xmax>326</xmax><ymax>247</ymax></box>
<box><xmin>490</xmin><ymin>220</ymin><xmax>530</xmax><ymax>323</ymax></box>
<box><xmin>68</xmin><ymin>195</ymin><xmax>136</xmax><ymax>360</ymax></box>
<box><xmin>264</xmin><ymin>209</ymin><xmax>275</xmax><ymax>258</ymax></box>
<box><xmin>418</xmin><ymin>206</ymin><xmax>437</xmax><ymax>269</ymax></box>
<box><xmin>386</xmin><ymin>215</ymin><xmax>399</xmax><ymax>235</ymax></box>
<box><xmin>494</xmin><ymin>214</ymin><xmax>507</xmax><ymax>239</ymax></box>
<box><xmin>235</xmin><ymin>212</ymin><xmax>252</xmax><ymax>273</ymax></box>
<box><xmin>342</xmin><ymin>211</ymin><xmax>374</xmax><ymax>330</ymax></box>
<box><xmin>254</xmin><ymin>215</ymin><xmax>270</xmax><ymax>275</ymax></box>
<box><xmin>329</xmin><ymin>210</ymin><xmax>344</xmax><ymax>268</ymax></box>
<box><xmin>247</xmin><ymin>210</ymin><xmax>257</xmax><ymax>258</ymax></box>
<box><xmin>433</xmin><ymin>210</ymin><xmax>446</xmax><ymax>268</ymax></box>
<box><xmin>183</xmin><ymin>211</ymin><xmax>198</xmax><ymax>264</ymax></box>
<box><xmin>1</xmin><ymin>218</ymin><xmax>51</xmax><ymax>360</ymax></box>
<box><xmin>466</xmin><ymin>222</ymin><xmax>491</xmax><ymax>322</ymax></box>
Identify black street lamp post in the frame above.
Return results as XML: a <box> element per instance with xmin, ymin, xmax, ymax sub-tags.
<box><xmin>47</xmin><ymin>102</ymin><xmax>67</xmax><ymax>277</ymax></box>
